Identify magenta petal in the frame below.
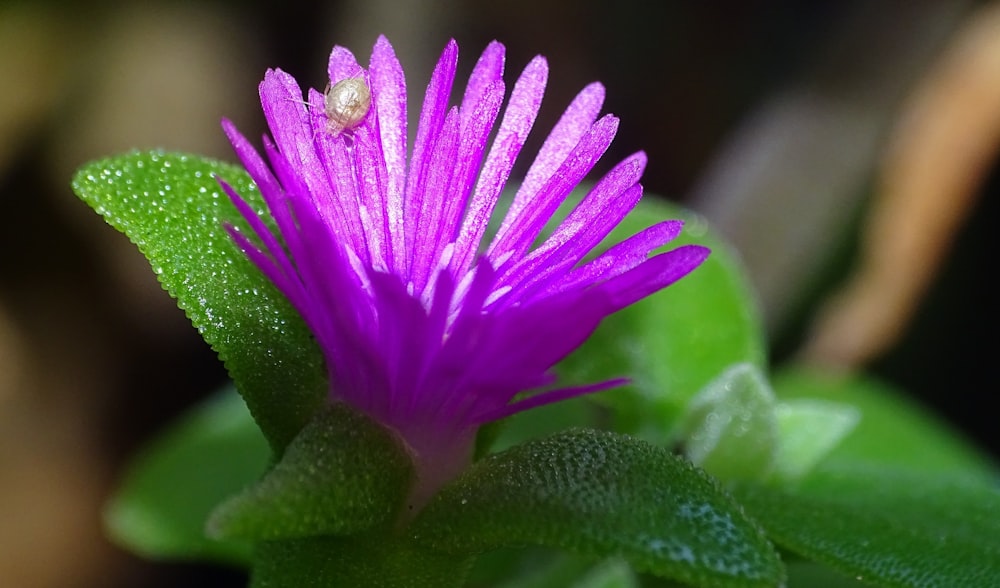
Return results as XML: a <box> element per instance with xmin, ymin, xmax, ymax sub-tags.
<box><xmin>451</xmin><ymin>55</ymin><xmax>549</xmax><ymax>277</ymax></box>
<box><xmin>259</xmin><ymin>70</ymin><xmax>315</xmax><ymax>173</ymax></box>
<box><xmin>488</xmin><ymin>113</ymin><xmax>620</xmax><ymax>265</ymax></box>
<box><xmin>403</xmin><ymin>40</ymin><xmax>459</xmax><ymax>274</ymax></box>
<box><xmin>460</xmin><ymin>41</ymin><xmax>505</xmax><ymax>123</ymax></box>
<box><xmin>369</xmin><ymin>36</ymin><xmax>408</xmax><ymax>271</ymax></box>
<box><xmin>554</xmin><ymin>220</ymin><xmax>687</xmax><ymax>295</ymax></box>
<box><xmin>430</xmin><ymin>80</ymin><xmax>505</xmax><ymax>283</ymax></box>
<box><xmin>410</xmin><ymin>107</ymin><xmax>461</xmax><ymax>294</ymax></box>
<box><xmin>495</xmin><ymin>152</ymin><xmax>648</xmax><ymax>298</ymax></box>
<box><xmin>221</xmin><ymin>37</ymin><xmax>709</xmax><ymax>487</ymax></box>
<box><xmin>328</xmin><ymin>44</ymin><xmax>362</xmax><ymax>85</ymax></box>
<box><xmin>509</xmin><ymin>82</ymin><xmax>605</xmax><ymax>218</ymax></box>
<box><xmin>474</xmin><ymin>378</ymin><xmax>628</xmax><ymax>423</ymax></box>
<box><xmin>599</xmin><ymin>244</ymin><xmax>711</xmax><ymax>311</ymax></box>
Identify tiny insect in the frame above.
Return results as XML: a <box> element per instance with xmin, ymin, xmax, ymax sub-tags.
<box><xmin>323</xmin><ymin>76</ymin><xmax>371</xmax><ymax>136</ymax></box>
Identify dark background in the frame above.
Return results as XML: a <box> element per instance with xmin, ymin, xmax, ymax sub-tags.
<box><xmin>0</xmin><ymin>0</ymin><xmax>995</xmax><ymax>586</ymax></box>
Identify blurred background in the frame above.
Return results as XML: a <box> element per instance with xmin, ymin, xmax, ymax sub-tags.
<box><xmin>1</xmin><ymin>0</ymin><xmax>997</xmax><ymax>586</ymax></box>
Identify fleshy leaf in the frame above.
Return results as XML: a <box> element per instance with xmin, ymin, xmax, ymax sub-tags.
<box><xmin>677</xmin><ymin>363</ymin><xmax>778</xmax><ymax>483</ymax></box>
<box><xmin>555</xmin><ymin>196</ymin><xmax>766</xmax><ymax>442</ymax></box>
<box><xmin>772</xmin><ymin>367</ymin><xmax>998</xmax><ymax>480</ymax></box>
<box><xmin>72</xmin><ymin>151</ymin><xmax>326</xmax><ymax>451</ymax></box>
<box><xmin>770</xmin><ymin>398</ymin><xmax>860</xmax><ymax>482</ymax></box>
<box><xmin>104</xmin><ymin>386</ymin><xmax>269</xmax><ymax>564</ymax></box>
<box><xmin>208</xmin><ymin>403</ymin><xmax>414</xmax><ymax>541</ymax></box>
<box><xmin>734</xmin><ymin>465</ymin><xmax>1000</xmax><ymax>588</ymax></box>
<box><xmin>411</xmin><ymin>429</ymin><xmax>784</xmax><ymax>588</ymax></box>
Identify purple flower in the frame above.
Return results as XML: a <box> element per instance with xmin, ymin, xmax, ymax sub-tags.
<box><xmin>218</xmin><ymin>36</ymin><xmax>708</xmax><ymax>494</ymax></box>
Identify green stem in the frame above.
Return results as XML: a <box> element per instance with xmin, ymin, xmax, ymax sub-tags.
<box><xmin>250</xmin><ymin>534</ymin><xmax>474</xmax><ymax>588</ymax></box>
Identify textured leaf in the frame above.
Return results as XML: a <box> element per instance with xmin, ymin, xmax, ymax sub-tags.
<box><xmin>208</xmin><ymin>403</ymin><xmax>414</xmax><ymax>541</ymax></box>
<box><xmin>412</xmin><ymin>429</ymin><xmax>783</xmax><ymax>588</ymax></box>
<box><xmin>72</xmin><ymin>151</ymin><xmax>326</xmax><ymax>451</ymax></box>
<box><xmin>104</xmin><ymin>387</ymin><xmax>269</xmax><ymax>564</ymax></box>
<box><xmin>734</xmin><ymin>466</ymin><xmax>1000</xmax><ymax>588</ymax></box>
<box><xmin>555</xmin><ymin>196</ymin><xmax>766</xmax><ymax>442</ymax></box>
<box><xmin>678</xmin><ymin>363</ymin><xmax>778</xmax><ymax>483</ymax></box>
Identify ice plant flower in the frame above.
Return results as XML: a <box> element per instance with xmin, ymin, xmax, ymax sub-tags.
<box><xmin>218</xmin><ymin>35</ymin><xmax>709</xmax><ymax>496</ymax></box>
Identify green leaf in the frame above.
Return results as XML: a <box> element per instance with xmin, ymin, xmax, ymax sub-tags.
<box><xmin>471</xmin><ymin>549</ymin><xmax>607</xmax><ymax>588</ymax></box>
<box><xmin>770</xmin><ymin>398</ymin><xmax>859</xmax><ymax>482</ymax></box>
<box><xmin>250</xmin><ymin>534</ymin><xmax>474</xmax><ymax>588</ymax></box>
<box><xmin>733</xmin><ymin>466</ymin><xmax>1000</xmax><ymax>588</ymax></box>
<box><xmin>676</xmin><ymin>364</ymin><xmax>859</xmax><ymax>484</ymax></box>
<box><xmin>677</xmin><ymin>363</ymin><xmax>778</xmax><ymax>483</ymax></box>
<box><xmin>772</xmin><ymin>367</ymin><xmax>998</xmax><ymax>480</ymax></box>
<box><xmin>411</xmin><ymin>429</ymin><xmax>784</xmax><ymax>588</ymax></box>
<box><xmin>104</xmin><ymin>387</ymin><xmax>269</xmax><ymax>564</ymax></box>
<box><xmin>208</xmin><ymin>403</ymin><xmax>414</xmax><ymax>541</ymax></box>
<box><xmin>555</xmin><ymin>197</ymin><xmax>767</xmax><ymax>442</ymax></box>
<box><xmin>784</xmin><ymin>561</ymin><xmax>868</xmax><ymax>587</ymax></box>
<box><xmin>72</xmin><ymin>151</ymin><xmax>326</xmax><ymax>451</ymax></box>
<box><xmin>572</xmin><ymin>558</ymin><xmax>640</xmax><ymax>588</ymax></box>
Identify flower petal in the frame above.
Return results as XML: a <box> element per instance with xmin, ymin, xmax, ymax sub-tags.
<box><xmin>404</xmin><ymin>39</ymin><xmax>459</xmax><ymax>274</ymax></box>
<box><xmin>451</xmin><ymin>55</ymin><xmax>549</xmax><ymax>278</ymax></box>
<box><xmin>369</xmin><ymin>36</ymin><xmax>408</xmax><ymax>272</ymax></box>
<box><xmin>487</xmin><ymin>113</ymin><xmax>620</xmax><ymax>265</ymax></box>
<box><xmin>504</xmin><ymin>82</ymin><xmax>605</xmax><ymax>226</ymax></box>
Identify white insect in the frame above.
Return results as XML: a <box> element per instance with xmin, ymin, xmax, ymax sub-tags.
<box><xmin>323</xmin><ymin>77</ymin><xmax>371</xmax><ymax>136</ymax></box>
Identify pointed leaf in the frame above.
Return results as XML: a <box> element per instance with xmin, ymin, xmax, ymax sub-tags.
<box><xmin>770</xmin><ymin>398</ymin><xmax>859</xmax><ymax>482</ymax></box>
<box><xmin>72</xmin><ymin>151</ymin><xmax>326</xmax><ymax>451</ymax></box>
<box><xmin>678</xmin><ymin>363</ymin><xmax>778</xmax><ymax>483</ymax></box>
<box><xmin>104</xmin><ymin>387</ymin><xmax>269</xmax><ymax>564</ymax></box>
<box><xmin>412</xmin><ymin>429</ymin><xmax>783</xmax><ymax>588</ymax></box>
<box><xmin>208</xmin><ymin>403</ymin><xmax>414</xmax><ymax>541</ymax></box>
<box><xmin>734</xmin><ymin>466</ymin><xmax>1000</xmax><ymax>588</ymax></box>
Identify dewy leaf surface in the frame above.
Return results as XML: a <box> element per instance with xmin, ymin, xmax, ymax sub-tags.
<box><xmin>72</xmin><ymin>151</ymin><xmax>326</xmax><ymax>451</ymax></box>
<box><xmin>208</xmin><ymin>403</ymin><xmax>413</xmax><ymax>541</ymax></box>
<box><xmin>412</xmin><ymin>429</ymin><xmax>783</xmax><ymax>588</ymax></box>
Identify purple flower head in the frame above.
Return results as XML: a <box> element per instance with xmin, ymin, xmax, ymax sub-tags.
<box><xmin>219</xmin><ymin>36</ymin><xmax>709</xmax><ymax>494</ymax></box>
